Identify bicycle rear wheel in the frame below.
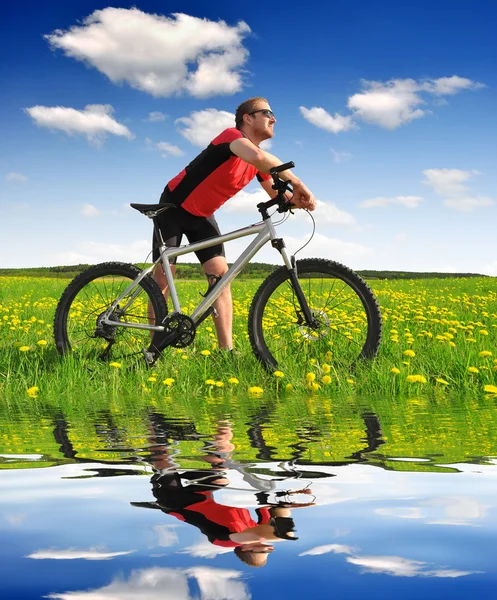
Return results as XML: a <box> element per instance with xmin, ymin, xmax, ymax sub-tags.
<box><xmin>54</xmin><ymin>262</ymin><xmax>167</xmax><ymax>361</ymax></box>
<box><xmin>248</xmin><ymin>258</ymin><xmax>382</xmax><ymax>372</ymax></box>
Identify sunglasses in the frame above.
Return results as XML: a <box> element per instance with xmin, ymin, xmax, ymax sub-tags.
<box><xmin>248</xmin><ymin>109</ymin><xmax>275</xmax><ymax>119</ymax></box>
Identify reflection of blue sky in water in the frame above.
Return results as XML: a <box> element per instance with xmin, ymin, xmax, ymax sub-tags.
<box><xmin>1</xmin><ymin>458</ymin><xmax>496</xmax><ymax>598</ymax></box>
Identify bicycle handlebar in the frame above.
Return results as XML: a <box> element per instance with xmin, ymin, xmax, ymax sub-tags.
<box><xmin>257</xmin><ymin>161</ymin><xmax>296</xmax><ymax>216</ymax></box>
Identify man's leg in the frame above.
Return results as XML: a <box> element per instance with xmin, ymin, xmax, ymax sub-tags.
<box><xmin>148</xmin><ymin>263</ymin><xmax>177</xmax><ymax>327</ymax></box>
<box><xmin>201</xmin><ymin>256</ymin><xmax>232</xmax><ymax>350</ymax></box>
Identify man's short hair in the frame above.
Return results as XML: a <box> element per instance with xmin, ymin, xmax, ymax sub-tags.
<box><xmin>235</xmin><ymin>97</ymin><xmax>268</xmax><ymax>129</ymax></box>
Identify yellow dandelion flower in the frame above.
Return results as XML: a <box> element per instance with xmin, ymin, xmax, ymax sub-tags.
<box><xmin>347</xmin><ymin>379</ymin><xmax>355</xmax><ymax>384</ymax></box>
<box><xmin>322</xmin><ymin>364</ymin><xmax>331</xmax><ymax>373</ymax></box>
<box><xmin>285</xmin><ymin>383</ymin><xmax>294</xmax><ymax>392</ymax></box>
<box><xmin>148</xmin><ymin>377</ymin><xmax>157</xmax><ymax>382</ymax></box>
<box><xmin>309</xmin><ymin>382</ymin><xmax>321</xmax><ymax>392</ymax></box>
<box><xmin>205</xmin><ymin>379</ymin><xmax>216</xmax><ymax>385</ymax></box>
<box><xmin>273</xmin><ymin>371</ymin><xmax>284</xmax><ymax>378</ymax></box>
<box><xmin>467</xmin><ymin>367</ymin><xmax>480</xmax><ymax>374</ymax></box>
<box><xmin>403</xmin><ymin>349</ymin><xmax>415</xmax><ymax>358</ymax></box>
<box><xmin>249</xmin><ymin>386</ymin><xmax>264</xmax><ymax>395</ymax></box>
<box><xmin>449</xmin><ymin>341</ymin><xmax>456</xmax><ymax>347</ymax></box>
<box><xmin>321</xmin><ymin>375</ymin><xmax>332</xmax><ymax>384</ymax></box>
<box><xmin>406</xmin><ymin>374</ymin><xmax>427</xmax><ymax>383</ymax></box>
<box><xmin>109</xmin><ymin>362</ymin><xmax>122</xmax><ymax>369</ymax></box>
<box><xmin>163</xmin><ymin>378</ymin><xmax>175</xmax><ymax>386</ymax></box>
<box><xmin>391</xmin><ymin>367</ymin><xmax>400</xmax><ymax>374</ymax></box>
<box><xmin>228</xmin><ymin>377</ymin><xmax>239</xmax><ymax>385</ymax></box>
<box><xmin>436</xmin><ymin>378</ymin><xmax>449</xmax><ymax>385</ymax></box>
<box><xmin>479</xmin><ymin>351</ymin><xmax>492</xmax><ymax>358</ymax></box>
<box><xmin>19</xmin><ymin>346</ymin><xmax>30</xmax><ymax>352</ymax></box>
<box><xmin>215</xmin><ymin>381</ymin><xmax>224</xmax><ymax>387</ymax></box>
<box><xmin>483</xmin><ymin>384</ymin><xmax>497</xmax><ymax>394</ymax></box>
<box><xmin>201</xmin><ymin>350</ymin><xmax>211</xmax><ymax>356</ymax></box>
<box><xmin>27</xmin><ymin>386</ymin><xmax>39</xmax><ymax>398</ymax></box>
<box><xmin>479</xmin><ymin>330</ymin><xmax>489</xmax><ymax>336</ymax></box>
<box><xmin>36</xmin><ymin>340</ymin><xmax>48</xmax><ymax>346</ymax></box>
<box><xmin>306</xmin><ymin>372</ymin><xmax>316</xmax><ymax>382</ymax></box>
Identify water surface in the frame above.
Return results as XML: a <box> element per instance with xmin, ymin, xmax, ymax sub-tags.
<box><xmin>1</xmin><ymin>394</ymin><xmax>496</xmax><ymax>599</ymax></box>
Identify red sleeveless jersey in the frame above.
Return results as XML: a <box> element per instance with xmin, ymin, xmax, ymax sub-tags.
<box><xmin>166</xmin><ymin>128</ymin><xmax>271</xmax><ymax>217</ymax></box>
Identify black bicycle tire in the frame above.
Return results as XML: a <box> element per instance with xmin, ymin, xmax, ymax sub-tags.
<box><xmin>53</xmin><ymin>262</ymin><xmax>167</xmax><ymax>359</ymax></box>
<box><xmin>248</xmin><ymin>258</ymin><xmax>382</xmax><ymax>371</ymax></box>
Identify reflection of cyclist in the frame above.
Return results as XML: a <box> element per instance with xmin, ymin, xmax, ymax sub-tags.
<box><xmin>133</xmin><ymin>421</ymin><xmax>314</xmax><ymax>568</ymax></box>
<box><xmin>152</xmin><ymin>97</ymin><xmax>316</xmax><ymax>351</ymax></box>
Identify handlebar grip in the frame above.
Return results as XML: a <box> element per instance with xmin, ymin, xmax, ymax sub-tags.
<box><xmin>269</xmin><ymin>161</ymin><xmax>295</xmax><ymax>175</ymax></box>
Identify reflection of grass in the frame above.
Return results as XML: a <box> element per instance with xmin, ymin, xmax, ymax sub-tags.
<box><xmin>1</xmin><ymin>387</ymin><xmax>496</xmax><ymax>473</ymax></box>
<box><xmin>0</xmin><ymin>275</ymin><xmax>496</xmax><ymax>401</ymax></box>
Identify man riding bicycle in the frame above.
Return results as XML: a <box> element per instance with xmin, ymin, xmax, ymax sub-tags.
<box><xmin>153</xmin><ymin>97</ymin><xmax>316</xmax><ymax>351</ymax></box>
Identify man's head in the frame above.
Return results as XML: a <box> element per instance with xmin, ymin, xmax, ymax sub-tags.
<box><xmin>233</xmin><ymin>543</ymin><xmax>274</xmax><ymax>568</ymax></box>
<box><xmin>235</xmin><ymin>97</ymin><xmax>276</xmax><ymax>143</ymax></box>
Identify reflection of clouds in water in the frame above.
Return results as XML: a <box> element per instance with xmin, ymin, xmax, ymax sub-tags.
<box><xmin>27</xmin><ymin>547</ymin><xmax>135</xmax><ymax>560</ymax></box>
<box><xmin>153</xmin><ymin>524</ymin><xmax>179</xmax><ymax>547</ymax></box>
<box><xmin>179</xmin><ymin>540</ymin><xmax>233</xmax><ymax>558</ymax></box>
<box><xmin>347</xmin><ymin>555</ymin><xmax>477</xmax><ymax>578</ymax></box>
<box><xmin>375</xmin><ymin>507</ymin><xmax>423</xmax><ymax>519</ymax></box>
<box><xmin>300</xmin><ymin>544</ymin><xmax>479</xmax><ymax>578</ymax></box>
<box><xmin>375</xmin><ymin>497</ymin><xmax>489</xmax><ymax>526</ymax></box>
<box><xmin>424</xmin><ymin>497</ymin><xmax>488</xmax><ymax>526</ymax></box>
<box><xmin>300</xmin><ymin>544</ymin><xmax>357</xmax><ymax>556</ymax></box>
<box><xmin>4</xmin><ymin>513</ymin><xmax>26</xmax><ymax>526</ymax></box>
<box><xmin>45</xmin><ymin>566</ymin><xmax>249</xmax><ymax>600</ymax></box>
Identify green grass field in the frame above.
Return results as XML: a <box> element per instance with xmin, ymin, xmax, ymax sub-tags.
<box><xmin>1</xmin><ymin>273</ymin><xmax>496</xmax><ymax>403</ymax></box>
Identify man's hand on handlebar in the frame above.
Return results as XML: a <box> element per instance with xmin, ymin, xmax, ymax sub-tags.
<box><xmin>289</xmin><ymin>180</ymin><xmax>316</xmax><ymax>211</ymax></box>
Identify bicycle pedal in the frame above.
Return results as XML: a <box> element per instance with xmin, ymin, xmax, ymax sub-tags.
<box><xmin>142</xmin><ymin>349</ymin><xmax>158</xmax><ymax>367</ymax></box>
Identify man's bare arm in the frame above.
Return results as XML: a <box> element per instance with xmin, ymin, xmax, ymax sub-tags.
<box><xmin>230</xmin><ymin>138</ymin><xmax>316</xmax><ymax>211</ymax></box>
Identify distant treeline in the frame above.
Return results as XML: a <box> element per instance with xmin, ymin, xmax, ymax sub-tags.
<box><xmin>0</xmin><ymin>263</ymin><xmax>487</xmax><ymax>280</ymax></box>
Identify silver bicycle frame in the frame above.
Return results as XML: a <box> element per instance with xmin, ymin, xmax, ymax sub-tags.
<box><xmin>101</xmin><ymin>215</ymin><xmax>294</xmax><ymax>332</ymax></box>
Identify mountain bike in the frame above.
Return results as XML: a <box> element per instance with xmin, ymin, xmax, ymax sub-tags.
<box><xmin>53</xmin><ymin>162</ymin><xmax>382</xmax><ymax>372</ymax></box>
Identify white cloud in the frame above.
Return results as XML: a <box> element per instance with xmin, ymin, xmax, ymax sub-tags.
<box><xmin>80</xmin><ymin>203</ymin><xmax>100</xmax><ymax>217</ymax></box>
<box><xmin>348</xmin><ymin>79</ymin><xmax>426</xmax><ymax>129</ymax></box>
<box><xmin>314</xmin><ymin>200</ymin><xmax>357</xmax><ymax>225</ymax></box>
<box><xmin>5</xmin><ymin>172</ymin><xmax>27</xmax><ymax>182</ymax></box>
<box><xmin>285</xmin><ymin>232</ymin><xmax>371</xmax><ymax>262</ymax></box>
<box><xmin>53</xmin><ymin>240</ymin><xmax>152</xmax><ymax>265</ymax></box>
<box><xmin>420</xmin><ymin>75</ymin><xmax>485</xmax><ymax>96</ymax></box>
<box><xmin>481</xmin><ymin>260</ymin><xmax>497</xmax><ymax>276</ymax></box>
<box><xmin>331</xmin><ymin>148</ymin><xmax>352</xmax><ymax>163</ymax></box>
<box><xmin>423</xmin><ymin>169</ymin><xmax>494</xmax><ymax>212</ymax></box>
<box><xmin>222</xmin><ymin>193</ymin><xmax>356</xmax><ymax>227</ymax></box>
<box><xmin>222</xmin><ymin>187</ymin><xmax>269</xmax><ymax>214</ymax></box>
<box><xmin>422</xmin><ymin>168</ymin><xmax>478</xmax><ymax>197</ymax></box>
<box><xmin>360</xmin><ymin>196</ymin><xmax>423</xmax><ymax>209</ymax></box>
<box><xmin>25</xmin><ymin>104</ymin><xmax>134</xmax><ymax>145</ymax></box>
<box><xmin>348</xmin><ymin>76</ymin><xmax>484</xmax><ymax>129</ymax></box>
<box><xmin>157</xmin><ymin>141</ymin><xmax>185</xmax><ymax>157</ymax></box>
<box><xmin>299</xmin><ymin>544</ymin><xmax>357</xmax><ymax>556</ymax></box>
<box><xmin>146</xmin><ymin>111</ymin><xmax>167</xmax><ymax>122</ymax></box>
<box><xmin>45</xmin><ymin>8</ymin><xmax>251</xmax><ymax>98</ymax></box>
<box><xmin>444</xmin><ymin>196</ymin><xmax>494</xmax><ymax>212</ymax></box>
<box><xmin>299</xmin><ymin>106</ymin><xmax>356</xmax><ymax>133</ymax></box>
<box><xmin>45</xmin><ymin>566</ymin><xmax>249</xmax><ymax>600</ymax></box>
<box><xmin>27</xmin><ymin>547</ymin><xmax>134</xmax><ymax>560</ymax></box>
<box><xmin>176</xmin><ymin>109</ymin><xmax>235</xmax><ymax>146</ymax></box>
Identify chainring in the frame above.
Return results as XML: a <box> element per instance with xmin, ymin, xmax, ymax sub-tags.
<box><xmin>163</xmin><ymin>313</ymin><xmax>196</xmax><ymax>348</ymax></box>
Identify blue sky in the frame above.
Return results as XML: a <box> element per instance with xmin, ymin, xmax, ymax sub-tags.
<box><xmin>1</xmin><ymin>0</ymin><xmax>496</xmax><ymax>273</ymax></box>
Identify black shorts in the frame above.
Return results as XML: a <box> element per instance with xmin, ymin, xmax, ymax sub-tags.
<box><xmin>152</xmin><ymin>196</ymin><xmax>225</xmax><ymax>265</ymax></box>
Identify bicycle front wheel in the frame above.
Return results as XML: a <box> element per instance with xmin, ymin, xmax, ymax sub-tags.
<box><xmin>248</xmin><ymin>258</ymin><xmax>382</xmax><ymax>372</ymax></box>
<box><xmin>54</xmin><ymin>262</ymin><xmax>167</xmax><ymax>361</ymax></box>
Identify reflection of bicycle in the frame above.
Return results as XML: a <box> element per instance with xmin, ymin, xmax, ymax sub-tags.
<box><xmin>54</xmin><ymin>162</ymin><xmax>382</xmax><ymax>371</ymax></box>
